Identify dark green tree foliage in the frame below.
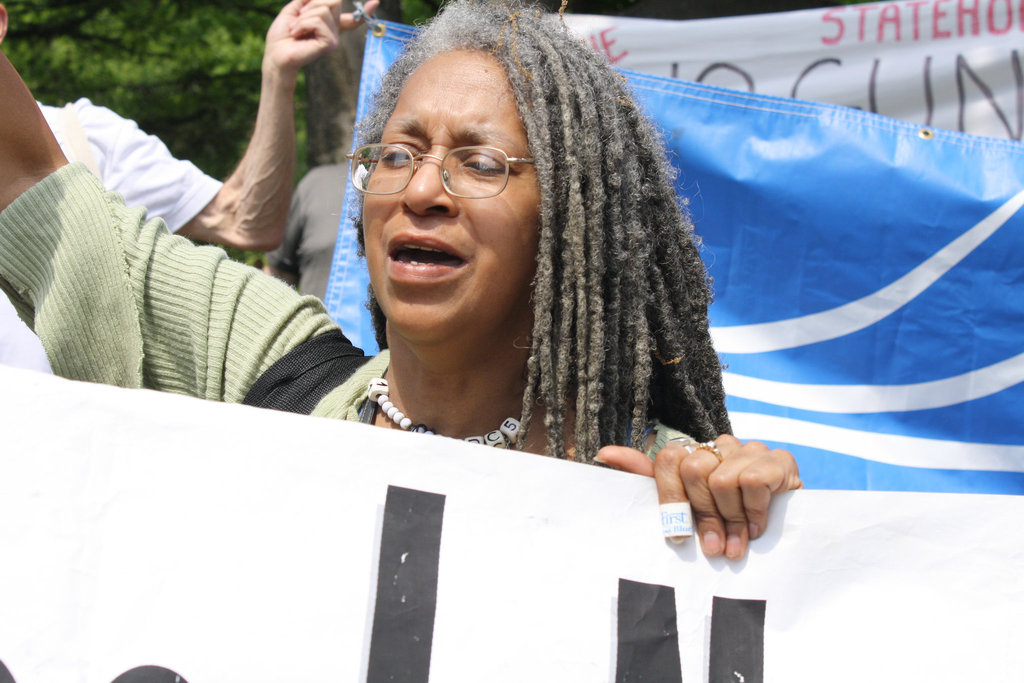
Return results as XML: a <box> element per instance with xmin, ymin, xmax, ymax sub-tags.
<box><xmin>5</xmin><ymin>0</ymin><xmax>284</xmax><ymax>180</ymax></box>
<box><xmin>3</xmin><ymin>0</ymin><xmax>845</xmax><ymax>189</ymax></box>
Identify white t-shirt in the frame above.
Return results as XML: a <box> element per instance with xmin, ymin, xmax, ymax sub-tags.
<box><xmin>0</xmin><ymin>99</ymin><xmax>224</xmax><ymax>373</ymax></box>
<box><xmin>39</xmin><ymin>98</ymin><xmax>222</xmax><ymax>233</ymax></box>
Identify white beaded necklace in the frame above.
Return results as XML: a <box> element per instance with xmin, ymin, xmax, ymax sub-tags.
<box><xmin>367</xmin><ymin>378</ymin><xmax>522</xmax><ymax>448</ymax></box>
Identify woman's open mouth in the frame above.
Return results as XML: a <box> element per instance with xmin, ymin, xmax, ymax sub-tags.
<box><xmin>391</xmin><ymin>244</ymin><xmax>464</xmax><ymax>267</ymax></box>
<box><xmin>387</xmin><ymin>242</ymin><xmax>467</xmax><ymax>283</ymax></box>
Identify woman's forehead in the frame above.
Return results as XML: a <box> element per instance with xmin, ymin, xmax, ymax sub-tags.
<box><xmin>383</xmin><ymin>50</ymin><xmax>526</xmax><ymax>147</ymax></box>
<box><xmin>402</xmin><ymin>50</ymin><xmax>512</xmax><ymax>100</ymax></box>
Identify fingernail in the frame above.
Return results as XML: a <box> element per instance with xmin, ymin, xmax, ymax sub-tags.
<box><xmin>701</xmin><ymin>530</ymin><xmax>723</xmax><ymax>556</ymax></box>
<box><xmin>593</xmin><ymin>454</ymin><xmax>608</xmax><ymax>464</ymax></box>
<box><xmin>668</xmin><ymin>535</ymin><xmax>687</xmax><ymax>545</ymax></box>
<box><xmin>725</xmin><ymin>533</ymin><xmax>743</xmax><ymax>559</ymax></box>
<box><xmin>748</xmin><ymin>522</ymin><xmax>760</xmax><ymax>539</ymax></box>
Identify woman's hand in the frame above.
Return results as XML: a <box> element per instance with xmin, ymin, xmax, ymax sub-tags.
<box><xmin>596</xmin><ymin>435</ymin><xmax>802</xmax><ymax>560</ymax></box>
<box><xmin>264</xmin><ymin>0</ymin><xmax>380</xmax><ymax>77</ymax></box>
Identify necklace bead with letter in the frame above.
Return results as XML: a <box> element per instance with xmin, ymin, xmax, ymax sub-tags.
<box><xmin>368</xmin><ymin>378</ymin><xmax>521</xmax><ymax>448</ymax></box>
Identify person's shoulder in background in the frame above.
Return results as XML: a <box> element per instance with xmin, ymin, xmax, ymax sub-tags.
<box><xmin>265</xmin><ymin>163</ymin><xmax>347</xmax><ymax>300</ymax></box>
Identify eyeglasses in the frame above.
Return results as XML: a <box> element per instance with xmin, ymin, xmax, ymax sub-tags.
<box><xmin>347</xmin><ymin>143</ymin><xmax>534</xmax><ymax>199</ymax></box>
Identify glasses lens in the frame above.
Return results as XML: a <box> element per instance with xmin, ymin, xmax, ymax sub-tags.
<box><xmin>352</xmin><ymin>145</ymin><xmax>413</xmax><ymax>194</ymax></box>
<box><xmin>443</xmin><ymin>147</ymin><xmax>509</xmax><ymax>198</ymax></box>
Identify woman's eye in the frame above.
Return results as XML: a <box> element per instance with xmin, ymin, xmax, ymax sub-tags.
<box><xmin>380</xmin><ymin>149</ymin><xmax>411</xmax><ymax>169</ymax></box>
<box><xmin>459</xmin><ymin>152</ymin><xmax>504</xmax><ymax>175</ymax></box>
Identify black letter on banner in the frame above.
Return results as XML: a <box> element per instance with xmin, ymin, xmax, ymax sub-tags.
<box><xmin>111</xmin><ymin>666</ymin><xmax>189</xmax><ymax>683</ymax></box>
<box><xmin>955</xmin><ymin>52</ymin><xmax>1023</xmax><ymax>139</ymax></box>
<box><xmin>695</xmin><ymin>63</ymin><xmax>754</xmax><ymax>92</ymax></box>
<box><xmin>615</xmin><ymin>579</ymin><xmax>682</xmax><ymax>683</ymax></box>
<box><xmin>367</xmin><ymin>486</ymin><xmax>446</xmax><ymax>683</ymax></box>
<box><xmin>0</xmin><ymin>660</ymin><xmax>15</xmax><ymax>683</ymax></box>
<box><xmin>709</xmin><ymin>596</ymin><xmax>766</xmax><ymax>683</ymax></box>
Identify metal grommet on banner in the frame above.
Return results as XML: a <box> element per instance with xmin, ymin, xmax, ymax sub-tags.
<box><xmin>918</xmin><ymin>127</ymin><xmax>935</xmax><ymax>140</ymax></box>
<box><xmin>371</xmin><ymin>22</ymin><xmax>387</xmax><ymax>37</ymax></box>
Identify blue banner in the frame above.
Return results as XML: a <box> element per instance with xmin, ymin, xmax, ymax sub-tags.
<box><xmin>325</xmin><ymin>20</ymin><xmax>1024</xmax><ymax>495</ymax></box>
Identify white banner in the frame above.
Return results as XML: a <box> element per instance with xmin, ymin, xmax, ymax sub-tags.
<box><xmin>1</xmin><ymin>365</ymin><xmax>1022</xmax><ymax>681</ymax></box>
<box><xmin>564</xmin><ymin>0</ymin><xmax>1024</xmax><ymax>140</ymax></box>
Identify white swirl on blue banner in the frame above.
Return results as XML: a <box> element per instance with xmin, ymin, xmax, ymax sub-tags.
<box><xmin>711</xmin><ymin>189</ymin><xmax>1024</xmax><ymax>354</ymax></box>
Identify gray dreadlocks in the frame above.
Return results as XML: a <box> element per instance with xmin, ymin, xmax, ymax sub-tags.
<box><xmin>355</xmin><ymin>0</ymin><xmax>731</xmax><ymax>461</ymax></box>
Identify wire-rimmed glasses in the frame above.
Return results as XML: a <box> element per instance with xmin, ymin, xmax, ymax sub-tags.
<box><xmin>347</xmin><ymin>143</ymin><xmax>534</xmax><ymax>199</ymax></box>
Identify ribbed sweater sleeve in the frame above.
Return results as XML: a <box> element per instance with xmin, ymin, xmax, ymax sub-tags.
<box><xmin>0</xmin><ymin>164</ymin><xmax>338</xmax><ymax>402</ymax></box>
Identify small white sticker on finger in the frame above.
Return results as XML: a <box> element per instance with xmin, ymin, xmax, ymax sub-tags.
<box><xmin>660</xmin><ymin>501</ymin><xmax>694</xmax><ymax>540</ymax></box>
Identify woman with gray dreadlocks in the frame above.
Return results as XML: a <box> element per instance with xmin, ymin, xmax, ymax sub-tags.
<box><xmin>0</xmin><ymin>0</ymin><xmax>799</xmax><ymax>560</ymax></box>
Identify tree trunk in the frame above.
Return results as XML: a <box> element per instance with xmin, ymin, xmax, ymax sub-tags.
<box><xmin>304</xmin><ymin>0</ymin><xmax>404</xmax><ymax>167</ymax></box>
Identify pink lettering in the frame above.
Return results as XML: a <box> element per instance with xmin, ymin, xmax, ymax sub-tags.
<box><xmin>595</xmin><ymin>27</ymin><xmax>627</xmax><ymax>64</ymax></box>
<box><xmin>821</xmin><ymin>8</ymin><xmax>845</xmax><ymax>45</ymax></box>
<box><xmin>854</xmin><ymin>3</ymin><xmax>879</xmax><ymax>41</ymax></box>
<box><xmin>934</xmin><ymin>0</ymin><xmax>952</xmax><ymax>38</ymax></box>
<box><xmin>906</xmin><ymin>1</ymin><xmax>929</xmax><ymax>40</ymax></box>
<box><xmin>879</xmin><ymin>4</ymin><xmax>902</xmax><ymax>41</ymax></box>
<box><xmin>988</xmin><ymin>0</ymin><xmax>1012</xmax><ymax>34</ymax></box>
<box><xmin>958</xmin><ymin>0</ymin><xmax>980</xmax><ymax>35</ymax></box>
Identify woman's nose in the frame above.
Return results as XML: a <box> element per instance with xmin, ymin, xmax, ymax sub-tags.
<box><xmin>402</xmin><ymin>155</ymin><xmax>456</xmax><ymax>215</ymax></box>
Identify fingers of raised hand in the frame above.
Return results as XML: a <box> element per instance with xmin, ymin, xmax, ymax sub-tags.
<box><xmin>292</xmin><ymin>1</ymin><xmax>342</xmax><ymax>39</ymax></box>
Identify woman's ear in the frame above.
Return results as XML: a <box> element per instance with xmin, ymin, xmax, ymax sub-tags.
<box><xmin>0</xmin><ymin>5</ymin><xmax>9</xmax><ymax>43</ymax></box>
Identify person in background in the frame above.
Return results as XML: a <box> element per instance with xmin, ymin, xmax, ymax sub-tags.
<box><xmin>0</xmin><ymin>0</ymin><xmax>377</xmax><ymax>372</ymax></box>
<box><xmin>264</xmin><ymin>163</ymin><xmax>347</xmax><ymax>299</ymax></box>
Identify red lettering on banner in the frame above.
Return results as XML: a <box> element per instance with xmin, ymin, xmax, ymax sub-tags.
<box><xmin>816</xmin><ymin>0</ymin><xmax>1020</xmax><ymax>46</ymax></box>
<box><xmin>959</xmin><ymin>0</ymin><xmax>981</xmax><ymax>35</ymax></box>
<box><xmin>989</xmin><ymin>0</ymin><xmax>1013</xmax><ymax>33</ymax></box>
<box><xmin>934</xmin><ymin>0</ymin><xmax>953</xmax><ymax>38</ymax></box>
<box><xmin>591</xmin><ymin>27</ymin><xmax>627</xmax><ymax>64</ymax></box>
<box><xmin>908</xmin><ymin>1</ymin><xmax>930</xmax><ymax>40</ymax></box>
<box><xmin>821</xmin><ymin>7</ymin><xmax>845</xmax><ymax>45</ymax></box>
<box><xmin>855</xmin><ymin>3</ymin><xmax>880</xmax><ymax>40</ymax></box>
<box><xmin>879</xmin><ymin>4</ymin><xmax>902</xmax><ymax>40</ymax></box>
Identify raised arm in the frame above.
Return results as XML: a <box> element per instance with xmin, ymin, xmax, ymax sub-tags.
<box><xmin>1</xmin><ymin>48</ymin><xmax>337</xmax><ymax>395</ymax></box>
<box><xmin>0</xmin><ymin>49</ymin><xmax>67</xmax><ymax>213</ymax></box>
<box><xmin>177</xmin><ymin>0</ymin><xmax>377</xmax><ymax>251</ymax></box>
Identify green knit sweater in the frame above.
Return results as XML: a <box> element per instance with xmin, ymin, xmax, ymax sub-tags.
<box><xmin>0</xmin><ymin>164</ymin><xmax>684</xmax><ymax>453</ymax></box>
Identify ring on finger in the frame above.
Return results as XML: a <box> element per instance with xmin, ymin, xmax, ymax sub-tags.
<box><xmin>668</xmin><ymin>437</ymin><xmax>724</xmax><ymax>463</ymax></box>
<box><xmin>694</xmin><ymin>440</ymin><xmax>724</xmax><ymax>463</ymax></box>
